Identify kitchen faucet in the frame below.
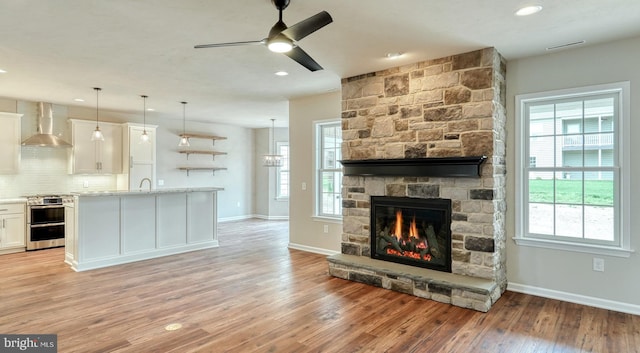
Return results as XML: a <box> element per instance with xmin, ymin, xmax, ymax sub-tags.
<box><xmin>139</xmin><ymin>178</ymin><xmax>152</xmax><ymax>191</ymax></box>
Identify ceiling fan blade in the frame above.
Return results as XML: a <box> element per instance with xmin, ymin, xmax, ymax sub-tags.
<box><xmin>280</xmin><ymin>11</ymin><xmax>332</xmax><ymax>41</ymax></box>
<box><xmin>195</xmin><ymin>40</ymin><xmax>265</xmax><ymax>49</ymax></box>
<box><xmin>284</xmin><ymin>46</ymin><xmax>323</xmax><ymax>71</ymax></box>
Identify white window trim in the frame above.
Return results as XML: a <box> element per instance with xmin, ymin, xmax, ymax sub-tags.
<box><xmin>276</xmin><ymin>141</ymin><xmax>289</xmax><ymax>200</ymax></box>
<box><xmin>513</xmin><ymin>81</ymin><xmax>633</xmax><ymax>258</ymax></box>
<box><xmin>313</xmin><ymin>119</ymin><xmax>343</xmax><ymax>220</ymax></box>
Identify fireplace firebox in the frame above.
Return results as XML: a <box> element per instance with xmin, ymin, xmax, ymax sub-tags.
<box><xmin>370</xmin><ymin>196</ymin><xmax>452</xmax><ymax>273</ymax></box>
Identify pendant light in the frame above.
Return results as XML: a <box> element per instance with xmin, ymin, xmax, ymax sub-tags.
<box><xmin>140</xmin><ymin>95</ymin><xmax>150</xmax><ymax>143</ymax></box>
<box><xmin>263</xmin><ymin>118</ymin><xmax>283</xmax><ymax>167</ymax></box>
<box><xmin>91</xmin><ymin>87</ymin><xmax>104</xmax><ymax>141</ymax></box>
<box><xmin>178</xmin><ymin>101</ymin><xmax>190</xmax><ymax>147</ymax></box>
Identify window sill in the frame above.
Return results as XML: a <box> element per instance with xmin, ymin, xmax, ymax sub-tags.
<box><xmin>312</xmin><ymin>216</ymin><xmax>343</xmax><ymax>224</ymax></box>
<box><xmin>275</xmin><ymin>197</ymin><xmax>289</xmax><ymax>202</ymax></box>
<box><xmin>513</xmin><ymin>237</ymin><xmax>633</xmax><ymax>258</ymax></box>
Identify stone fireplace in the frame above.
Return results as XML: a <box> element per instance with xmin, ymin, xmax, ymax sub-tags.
<box><xmin>327</xmin><ymin>48</ymin><xmax>507</xmax><ymax>312</ymax></box>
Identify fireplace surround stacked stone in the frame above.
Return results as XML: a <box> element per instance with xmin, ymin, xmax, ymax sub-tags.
<box><xmin>327</xmin><ymin>48</ymin><xmax>507</xmax><ymax>312</ymax></box>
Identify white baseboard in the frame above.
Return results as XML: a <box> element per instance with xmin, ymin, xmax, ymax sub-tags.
<box><xmin>507</xmin><ymin>282</ymin><xmax>640</xmax><ymax>315</ymax></box>
<box><xmin>218</xmin><ymin>215</ymin><xmax>254</xmax><ymax>222</ymax></box>
<box><xmin>253</xmin><ymin>214</ymin><xmax>289</xmax><ymax>221</ymax></box>
<box><xmin>288</xmin><ymin>242</ymin><xmax>340</xmax><ymax>256</ymax></box>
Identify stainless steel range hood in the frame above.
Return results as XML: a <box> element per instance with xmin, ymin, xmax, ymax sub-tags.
<box><xmin>21</xmin><ymin>102</ymin><xmax>72</xmax><ymax>147</ymax></box>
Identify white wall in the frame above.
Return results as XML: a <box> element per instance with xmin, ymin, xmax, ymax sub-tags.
<box><xmin>289</xmin><ymin>91</ymin><xmax>342</xmax><ymax>254</ymax></box>
<box><xmin>506</xmin><ymin>35</ymin><xmax>640</xmax><ymax>312</ymax></box>
<box><xmin>0</xmin><ymin>99</ymin><xmax>255</xmax><ymax>221</ymax></box>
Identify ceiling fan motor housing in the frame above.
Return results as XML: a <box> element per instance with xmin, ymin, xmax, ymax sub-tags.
<box><xmin>269</xmin><ymin>20</ymin><xmax>288</xmax><ymax>38</ymax></box>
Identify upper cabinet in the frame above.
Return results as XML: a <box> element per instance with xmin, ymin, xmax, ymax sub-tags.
<box><xmin>68</xmin><ymin>119</ymin><xmax>123</xmax><ymax>174</ymax></box>
<box><xmin>0</xmin><ymin>112</ymin><xmax>22</xmax><ymax>174</ymax></box>
<box><xmin>120</xmin><ymin>123</ymin><xmax>157</xmax><ymax>190</ymax></box>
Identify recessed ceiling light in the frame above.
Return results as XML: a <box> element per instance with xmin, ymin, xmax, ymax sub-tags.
<box><xmin>74</xmin><ymin>98</ymin><xmax>85</xmax><ymax>102</ymax></box>
<box><xmin>386</xmin><ymin>52</ymin><xmax>403</xmax><ymax>59</ymax></box>
<box><xmin>164</xmin><ymin>323</ymin><xmax>182</xmax><ymax>331</ymax></box>
<box><xmin>275</xmin><ymin>71</ymin><xmax>289</xmax><ymax>76</ymax></box>
<box><xmin>146</xmin><ymin>108</ymin><xmax>155</xmax><ymax>111</ymax></box>
<box><xmin>0</xmin><ymin>69</ymin><xmax>6</xmax><ymax>73</ymax></box>
<box><xmin>515</xmin><ymin>5</ymin><xmax>543</xmax><ymax>16</ymax></box>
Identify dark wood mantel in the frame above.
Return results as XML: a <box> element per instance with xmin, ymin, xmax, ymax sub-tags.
<box><xmin>340</xmin><ymin>156</ymin><xmax>487</xmax><ymax>177</ymax></box>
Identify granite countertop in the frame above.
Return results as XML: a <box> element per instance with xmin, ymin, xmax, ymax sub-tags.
<box><xmin>72</xmin><ymin>187</ymin><xmax>224</xmax><ymax>197</ymax></box>
<box><xmin>0</xmin><ymin>197</ymin><xmax>27</xmax><ymax>204</ymax></box>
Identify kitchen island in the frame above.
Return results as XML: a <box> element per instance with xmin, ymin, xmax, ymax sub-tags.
<box><xmin>65</xmin><ymin>187</ymin><xmax>222</xmax><ymax>271</ymax></box>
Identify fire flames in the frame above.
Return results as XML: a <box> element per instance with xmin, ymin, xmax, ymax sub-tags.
<box><xmin>386</xmin><ymin>210</ymin><xmax>431</xmax><ymax>261</ymax></box>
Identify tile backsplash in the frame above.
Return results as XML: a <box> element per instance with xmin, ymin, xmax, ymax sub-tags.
<box><xmin>0</xmin><ymin>146</ymin><xmax>117</xmax><ymax>197</ymax></box>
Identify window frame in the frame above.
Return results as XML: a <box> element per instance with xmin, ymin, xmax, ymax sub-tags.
<box><xmin>313</xmin><ymin>120</ymin><xmax>343</xmax><ymax>220</ymax></box>
<box><xmin>276</xmin><ymin>141</ymin><xmax>289</xmax><ymax>200</ymax></box>
<box><xmin>514</xmin><ymin>82</ymin><xmax>632</xmax><ymax>257</ymax></box>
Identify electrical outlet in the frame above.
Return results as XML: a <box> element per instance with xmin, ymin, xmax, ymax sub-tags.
<box><xmin>593</xmin><ymin>257</ymin><xmax>605</xmax><ymax>272</ymax></box>
<box><xmin>83</xmin><ymin>181</ymin><xmax>89</xmax><ymax>188</ymax></box>
<box><xmin>302</xmin><ymin>182</ymin><xmax>307</xmax><ymax>190</ymax></box>
<box><xmin>157</xmin><ymin>179</ymin><xmax>164</xmax><ymax>186</ymax></box>
<box><xmin>323</xmin><ymin>225</ymin><xmax>329</xmax><ymax>233</ymax></box>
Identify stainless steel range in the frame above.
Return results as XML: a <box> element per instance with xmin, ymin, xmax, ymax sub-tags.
<box><xmin>26</xmin><ymin>195</ymin><xmax>73</xmax><ymax>250</ymax></box>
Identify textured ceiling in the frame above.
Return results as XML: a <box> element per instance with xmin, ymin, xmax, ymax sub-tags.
<box><xmin>1</xmin><ymin>0</ymin><xmax>639</xmax><ymax>128</ymax></box>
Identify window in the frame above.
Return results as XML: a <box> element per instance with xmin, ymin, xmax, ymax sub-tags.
<box><xmin>276</xmin><ymin>142</ymin><xmax>289</xmax><ymax>199</ymax></box>
<box><xmin>515</xmin><ymin>82</ymin><xmax>631</xmax><ymax>257</ymax></box>
<box><xmin>315</xmin><ymin>121</ymin><xmax>343</xmax><ymax>218</ymax></box>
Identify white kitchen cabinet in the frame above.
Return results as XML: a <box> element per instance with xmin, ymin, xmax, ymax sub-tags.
<box><xmin>64</xmin><ymin>201</ymin><xmax>76</xmax><ymax>265</ymax></box>
<box><xmin>119</xmin><ymin>123</ymin><xmax>157</xmax><ymax>191</ymax></box>
<box><xmin>68</xmin><ymin>119</ymin><xmax>123</xmax><ymax>174</ymax></box>
<box><xmin>0</xmin><ymin>202</ymin><xmax>26</xmax><ymax>254</ymax></box>
<box><xmin>0</xmin><ymin>112</ymin><xmax>22</xmax><ymax>174</ymax></box>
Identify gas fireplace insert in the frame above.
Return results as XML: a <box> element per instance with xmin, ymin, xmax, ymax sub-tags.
<box><xmin>370</xmin><ymin>196</ymin><xmax>452</xmax><ymax>273</ymax></box>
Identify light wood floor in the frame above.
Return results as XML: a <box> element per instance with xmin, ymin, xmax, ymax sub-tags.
<box><xmin>1</xmin><ymin>219</ymin><xmax>638</xmax><ymax>353</ymax></box>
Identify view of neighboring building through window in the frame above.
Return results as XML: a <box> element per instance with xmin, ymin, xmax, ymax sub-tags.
<box><xmin>316</xmin><ymin>121</ymin><xmax>342</xmax><ymax>218</ymax></box>
<box><xmin>276</xmin><ymin>142</ymin><xmax>289</xmax><ymax>198</ymax></box>
<box><xmin>517</xmin><ymin>82</ymin><xmax>629</xmax><ymax>251</ymax></box>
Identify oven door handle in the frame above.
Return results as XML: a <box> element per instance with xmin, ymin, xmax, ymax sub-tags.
<box><xmin>30</xmin><ymin>222</ymin><xmax>65</xmax><ymax>228</ymax></box>
<box><xmin>29</xmin><ymin>205</ymin><xmax>63</xmax><ymax>209</ymax></box>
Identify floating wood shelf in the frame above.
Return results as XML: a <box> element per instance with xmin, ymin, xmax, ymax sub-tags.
<box><xmin>340</xmin><ymin>156</ymin><xmax>487</xmax><ymax>178</ymax></box>
<box><xmin>179</xmin><ymin>150</ymin><xmax>227</xmax><ymax>160</ymax></box>
<box><xmin>180</xmin><ymin>133</ymin><xmax>227</xmax><ymax>145</ymax></box>
<box><xmin>178</xmin><ymin>167</ymin><xmax>227</xmax><ymax>176</ymax></box>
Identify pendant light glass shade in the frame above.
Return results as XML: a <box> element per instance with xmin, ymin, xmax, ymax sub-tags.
<box><xmin>263</xmin><ymin>119</ymin><xmax>283</xmax><ymax>167</ymax></box>
<box><xmin>178</xmin><ymin>101</ymin><xmax>190</xmax><ymax>147</ymax></box>
<box><xmin>91</xmin><ymin>87</ymin><xmax>105</xmax><ymax>141</ymax></box>
<box><xmin>140</xmin><ymin>95</ymin><xmax>150</xmax><ymax>143</ymax></box>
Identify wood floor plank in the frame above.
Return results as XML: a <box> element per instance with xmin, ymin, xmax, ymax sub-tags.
<box><xmin>0</xmin><ymin>219</ymin><xmax>638</xmax><ymax>353</ymax></box>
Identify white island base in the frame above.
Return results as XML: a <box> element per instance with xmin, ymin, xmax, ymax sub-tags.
<box><xmin>65</xmin><ymin>188</ymin><xmax>221</xmax><ymax>271</ymax></box>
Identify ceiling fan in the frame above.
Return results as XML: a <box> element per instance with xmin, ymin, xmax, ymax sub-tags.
<box><xmin>195</xmin><ymin>0</ymin><xmax>333</xmax><ymax>72</ymax></box>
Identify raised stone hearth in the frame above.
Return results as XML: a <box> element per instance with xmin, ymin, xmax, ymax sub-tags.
<box><xmin>329</xmin><ymin>48</ymin><xmax>507</xmax><ymax>312</ymax></box>
<box><xmin>327</xmin><ymin>254</ymin><xmax>499</xmax><ymax>312</ymax></box>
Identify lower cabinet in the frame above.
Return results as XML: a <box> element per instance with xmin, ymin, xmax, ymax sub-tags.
<box><xmin>64</xmin><ymin>203</ymin><xmax>76</xmax><ymax>264</ymax></box>
<box><xmin>0</xmin><ymin>203</ymin><xmax>26</xmax><ymax>254</ymax></box>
